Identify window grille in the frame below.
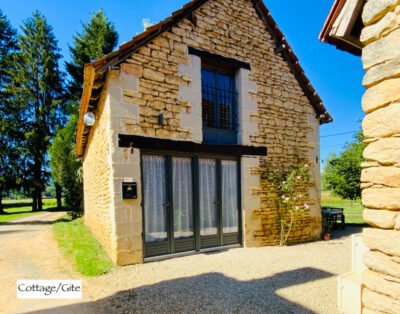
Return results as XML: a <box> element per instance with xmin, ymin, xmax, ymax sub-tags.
<box><xmin>201</xmin><ymin>82</ymin><xmax>238</xmax><ymax>131</ymax></box>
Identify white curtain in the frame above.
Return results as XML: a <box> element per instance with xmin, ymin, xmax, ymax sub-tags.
<box><xmin>173</xmin><ymin>157</ymin><xmax>193</xmax><ymax>239</ymax></box>
<box><xmin>199</xmin><ymin>159</ymin><xmax>217</xmax><ymax>235</ymax></box>
<box><xmin>222</xmin><ymin>160</ymin><xmax>239</xmax><ymax>233</ymax></box>
<box><xmin>143</xmin><ymin>155</ymin><xmax>167</xmax><ymax>242</ymax></box>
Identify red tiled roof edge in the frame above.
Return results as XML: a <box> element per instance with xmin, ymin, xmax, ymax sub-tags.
<box><xmin>251</xmin><ymin>0</ymin><xmax>332</xmax><ymax>124</ymax></box>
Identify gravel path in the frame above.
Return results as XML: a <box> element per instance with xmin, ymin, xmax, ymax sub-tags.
<box><xmin>49</xmin><ymin>228</ymin><xmax>360</xmax><ymax>314</ymax></box>
<box><xmin>1</xmin><ymin>212</ymin><xmax>361</xmax><ymax>314</ymax></box>
<box><xmin>0</xmin><ymin>212</ymin><xmax>87</xmax><ymax>314</ymax></box>
<box><xmin>86</xmin><ymin>229</ymin><xmax>358</xmax><ymax>314</ymax></box>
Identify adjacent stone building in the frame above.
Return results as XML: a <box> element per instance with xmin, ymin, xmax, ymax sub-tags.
<box><xmin>321</xmin><ymin>0</ymin><xmax>400</xmax><ymax>312</ymax></box>
<box><xmin>76</xmin><ymin>0</ymin><xmax>331</xmax><ymax>265</ymax></box>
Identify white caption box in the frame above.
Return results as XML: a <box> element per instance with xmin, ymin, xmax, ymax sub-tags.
<box><xmin>17</xmin><ymin>280</ymin><xmax>82</xmax><ymax>299</ymax></box>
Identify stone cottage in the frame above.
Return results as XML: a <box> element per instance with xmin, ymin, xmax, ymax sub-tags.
<box><xmin>76</xmin><ymin>0</ymin><xmax>332</xmax><ymax>266</ymax></box>
<box><xmin>321</xmin><ymin>0</ymin><xmax>400</xmax><ymax>313</ymax></box>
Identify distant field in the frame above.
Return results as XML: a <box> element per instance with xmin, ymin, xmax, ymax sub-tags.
<box><xmin>0</xmin><ymin>199</ymin><xmax>59</xmax><ymax>223</ymax></box>
<box><xmin>321</xmin><ymin>191</ymin><xmax>364</xmax><ymax>224</ymax></box>
<box><xmin>3</xmin><ymin>194</ymin><xmax>364</xmax><ymax>225</ymax></box>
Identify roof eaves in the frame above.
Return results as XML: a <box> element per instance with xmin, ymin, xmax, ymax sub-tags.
<box><xmin>319</xmin><ymin>0</ymin><xmax>362</xmax><ymax>56</ymax></box>
<box><xmin>252</xmin><ymin>0</ymin><xmax>333</xmax><ymax>123</ymax></box>
<box><xmin>76</xmin><ymin>65</ymin><xmax>96</xmax><ymax>157</ymax></box>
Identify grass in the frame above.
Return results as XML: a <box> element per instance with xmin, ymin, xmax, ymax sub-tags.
<box><xmin>53</xmin><ymin>215</ymin><xmax>113</xmax><ymax>276</ymax></box>
<box><xmin>321</xmin><ymin>191</ymin><xmax>364</xmax><ymax>224</ymax></box>
<box><xmin>0</xmin><ymin>199</ymin><xmax>60</xmax><ymax>223</ymax></box>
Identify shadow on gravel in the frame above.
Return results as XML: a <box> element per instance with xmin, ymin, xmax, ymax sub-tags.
<box><xmin>0</xmin><ymin>229</ymin><xmax>36</xmax><ymax>235</ymax></box>
<box><xmin>28</xmin><ymin>267</ymin><xmax>334</xmax><ymax>314</ymax></box>
<box><xmin>330</xmin><ymin>225</ymin><xmax>366</xmax><ymax>240</ymax></box>
<box><xmin>0</xmin><ymin>216</ymin><xmax>70</xmax><ymax>226</ymax></box>
<box><xmin>1</xmin><ymin>217</ymin><xmax>70</xmax><ymax>226</ymax></box>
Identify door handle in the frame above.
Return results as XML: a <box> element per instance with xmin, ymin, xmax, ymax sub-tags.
<box><xmin>163</xmin><ymin>202</ymin><xmax>171</xmax><ymax>208</ymax></box>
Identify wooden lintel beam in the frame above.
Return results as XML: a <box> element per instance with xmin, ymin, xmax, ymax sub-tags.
<box><xmin>118</xmin><ymin>134</ymin><xmax>267</xmax><ymax>157</ymax></box>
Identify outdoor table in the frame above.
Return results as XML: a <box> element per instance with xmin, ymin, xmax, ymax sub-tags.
<box><xmin>322</xmin><ymin>207</ymin><xmax>345</xmax><ymax>230</ymax></box>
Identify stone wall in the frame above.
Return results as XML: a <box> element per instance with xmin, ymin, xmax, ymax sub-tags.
<box><xmin>83</xmin><ymin>72</ymin><xmax>144</xmax><ymax>265</ymax></box>
<box><xmin>83</xmin><ymin>86</ymin><xmax>115</xmax><ymax>261</ymax></box>
<box><xmin>105</xmin><ymin>0</ymin><xmax>322</xmax><ymax>251</ymax></box>
<box><xmin>360</xmin><ymin>1</ymin><xmax>400</xmax><ymax>312</ymax></box>
<box><xmin>108</xmin><ymin>72</ymin><xmax>143</xmax><ymax>265</ymax></box>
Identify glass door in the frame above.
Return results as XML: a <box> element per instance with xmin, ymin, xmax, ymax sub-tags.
<box><xmin>143</xmin><ymin>155</ymin><xmax>196</xmax><ymax>257</ymax></box>
<box><xmin>143</xmin><ymin>155</ymin><xmax>169</xmax><ymax>257</ymax></box>
<box><xmin>199</xmin><ymin>158</ymin><xmax>219</xmax><ymax>248</ymax></box>
<box><xmin>172</xmin><ymin>157</ymin><xmax>195</xmax><ymax>253</ymax></box>
<box><xmin>221</xmin><ymin>160</ymin><xmax>240</xmax><ymax>245</ymax></box>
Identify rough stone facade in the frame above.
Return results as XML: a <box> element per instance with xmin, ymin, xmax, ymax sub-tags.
<box><xmin>360</xmin><ymin>1</ymin><xmax>400</xmax><ymax>312</ymax></box>
<box><xmin>83</xmin><ymin>86</ymin><xmax>116</xmax><ymax>261</ymax></box>
<box><xmin>82</xmin><ymin>0</ymin><xmax>324</xmax><ymax>265</ymax></box>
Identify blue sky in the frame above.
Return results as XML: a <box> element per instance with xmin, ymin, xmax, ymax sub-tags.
<box><xmin>0</xmin><ymin>0</ymin><xmax>365</xmax><ymax>168</ymax></box>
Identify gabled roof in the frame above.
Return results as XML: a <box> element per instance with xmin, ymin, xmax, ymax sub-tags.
<box><xmin>319</xmin><ymin>0</ymin><xmax>365</xmax><ymax>56</ymax></box>
<box><xmin>77</xmin><ymin>0</ymin><xmax>332</xmax><ymax>157</ymax></box>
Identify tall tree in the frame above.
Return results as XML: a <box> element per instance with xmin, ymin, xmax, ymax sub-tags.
<box><xmin>0</xmin><ymin>10</ymin><xmax>18</xmax><ymax>213</ymax></box>
<box><xmin>7</xmin><ymin>11</ymin><xmax>64</xmax><ymax>211</ymax></box>
<box><xmin>50</xmin><ymin>10</ymin><xmax>118</xmax><ymax>211</ymax></box>
<box><xmin>66</xmin><ymin>9</ymin><xmax>118</xmax><ymax>100</ymax></box>
<box><xmin>323</xmin><ymin>131</ymin><xmax>365</xmax><ymax>201</ymax></box>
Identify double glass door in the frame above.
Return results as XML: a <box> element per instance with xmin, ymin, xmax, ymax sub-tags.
<box><xmin>142</xmin><ymin>154</ymin><xmax>240</xmax><ymax>258</ymax></box>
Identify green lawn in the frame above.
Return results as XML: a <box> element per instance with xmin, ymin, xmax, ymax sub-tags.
<box><xmin>321</xmin><ymin>191</ymin><xmax>364</xmax><ymax>224</ymax></box>
<box><xmin>0</xmin><ymin>199</ymin><xmax>60</xmax><ymax>223</ymax></box>
<box><xmin>53</xmin><ymin>215</ymin><xmax>112</xmax><ymax>276</ymax></box>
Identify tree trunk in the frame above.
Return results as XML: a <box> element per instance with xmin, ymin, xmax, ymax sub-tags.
<box><xmin>0</xmin><ymin>192</ymin><xmax>4</xmax><ymax>214</ymax></box>
<box><xmin>33</xmin><ymin>150</ymin><xmax>43</xmax><ymax>211</ymax></box>
<box><xmin>80</xmin><ymin>182</ymin><xmax>84</xmax><ymax>212</ymax></box>
<box><xmin>56</xmin><ymin>184</ymin><xmax>62</xmax><ymax>209</ymax></box>
<box><xmin>38</xmin><ymin>189</ymin><xmax>43</xmax><ymax>211</ymax></box>
<box><xmin>32</xmin><ymin>191</ymin><xmax>38</xmax><ymax>212</ymax></box>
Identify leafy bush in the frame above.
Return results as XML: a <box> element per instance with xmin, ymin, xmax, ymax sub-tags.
<box><xmin>323</xmin><ymin>131</ymin><xmax>365</xmax><ymax>201</ymax></box>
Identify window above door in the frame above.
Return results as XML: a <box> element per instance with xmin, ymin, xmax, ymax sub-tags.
<box><xmin>201</xmin><ymin>61</ymin><xmax>238</xmax><ymax>145</ymax></box>
<box><xmin>188</xmin><ymin>47</ymin><xmax>250</xmax><ymax>145</ymax></box>
<box><xmin>201</xmin><ymin>68</ymin><xmax>238</xmax><ymax>143</ymax></box>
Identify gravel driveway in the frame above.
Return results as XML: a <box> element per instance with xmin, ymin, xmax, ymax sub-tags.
<box><xmin>1</xmin><ymin>212</ymin><xmax>361</xmax><ymax>314</ymax></box>
<box><xmin>40</xmin><ymin>228</ymin><xmax>360</xmax><ymax>314</ymax></box>
<box><xmin>0</xmin><ymin>212</ymin><xmax>87</xmax><ymax>314</ymax></box>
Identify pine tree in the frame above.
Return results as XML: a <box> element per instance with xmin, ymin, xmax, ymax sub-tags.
<box><xmin>50</xmin><ymin>10</ymin><xmax>118</xmax><ymax>211</ymax></box>
<box><xmin>7</xmin><ymin>11</ymin><xmax>64</xmax><ymax>211</ymax></box>
<box><xmin>0</xmin><ymin>10</ymin><xmax>18</xmax><ymax>214</ymax></box>
<box><xmin>66</xmin><ymin>10</ymin><xmax>118</xmax><ymax>100</ymax></box>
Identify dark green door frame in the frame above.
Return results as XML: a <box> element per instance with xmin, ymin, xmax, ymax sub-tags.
<box><xmin>142</xmin><ymin>151</ymin><xmax>241</xmax><ymax>258</ymax></box>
